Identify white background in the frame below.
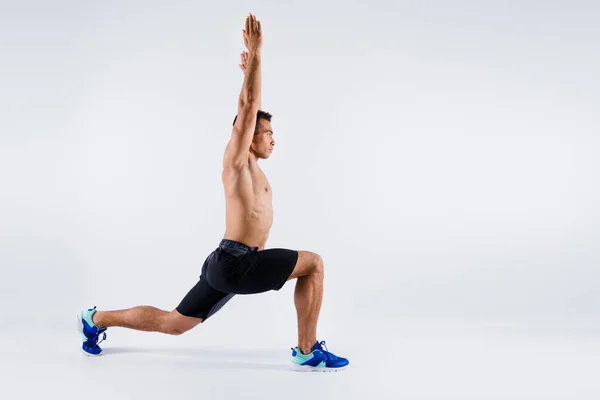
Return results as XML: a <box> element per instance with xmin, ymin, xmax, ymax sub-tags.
<box><xmin>1</xmin><ymin>1</ymin><xmax>599</xmax><ymax>399</ymax></box>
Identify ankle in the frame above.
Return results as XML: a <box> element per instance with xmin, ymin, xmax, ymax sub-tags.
<box><xmin>298</xmin><ymin>345</ymin><xmax>313</xmax><ymax>355</ymax></box>
<box><xmin>92</xmin><ymin>311</ymin><xmax>105</xmax><ymax>329</ymax></box>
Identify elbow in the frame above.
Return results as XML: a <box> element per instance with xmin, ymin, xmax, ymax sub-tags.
<box><xmin>238</xmin><ymin>100</ymin><xmax>259</xmax><ymax>110</ymax></box>
<box><xmin>238</xmin><ymin>95</ymin><xmax>259</xmax><ymax>109</ymax></box>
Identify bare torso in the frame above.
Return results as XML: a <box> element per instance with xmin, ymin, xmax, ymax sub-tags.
<box><xmin>222</xmin><ymin>160</ymin><xmax>273</xmax><ymax>250</ymax></box>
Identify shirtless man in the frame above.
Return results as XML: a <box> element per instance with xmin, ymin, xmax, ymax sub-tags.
<box><xmin>77</xmin><ymin>13</ymin><xmax>349</xmax><ymax>372</ymax></box>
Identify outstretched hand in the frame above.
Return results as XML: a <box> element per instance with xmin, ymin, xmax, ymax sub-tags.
<box><xmin>242</xmin><ymin>13</ymin><xmax>262</xmax><ymax>53</ymax></box>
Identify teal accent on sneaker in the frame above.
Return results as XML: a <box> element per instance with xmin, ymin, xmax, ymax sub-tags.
<box><xmin>291</xmin><ymin>341</ymin><xmax>349</xmax><ymax>371</ymax></box>
<box><xmin>79</xmin><ymin>306</ymin><xmax>107</xmax><ymax>356</ymax></box>
<box><xmin>291</xmin><ymin>347</ymin><xmax>326</xmax><ymax>368</ymax></box>
<box><xmin>82</xmin><ymin>308</ymin><xmax>97</xmax><ymax>329</ymax></box>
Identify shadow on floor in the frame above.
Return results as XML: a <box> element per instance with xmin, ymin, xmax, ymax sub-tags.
<box><xmin>99</xmin><ymin>346</ymin><xmax>295</xmax><ymax>372</ymax></box>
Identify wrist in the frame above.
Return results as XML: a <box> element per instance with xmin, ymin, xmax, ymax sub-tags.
<box><xmin>248</xmin><ymin>49</ymin><xmax>262</xmax><ymax>59</ymax></box>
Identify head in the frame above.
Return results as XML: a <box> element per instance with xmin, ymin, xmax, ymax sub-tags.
<box><xmin>233</xmin><ymin>110</ymin><xmax>275</xmax><ymax>160</ymax></box>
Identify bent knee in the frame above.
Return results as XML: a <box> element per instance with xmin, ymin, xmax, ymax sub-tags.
<box><xmin>290</xmin><ymin>251</ymin><xmax>325</xmax><ymax>280</ymax></box>
<box><xmin>162</xmin><ymin>323</ymin><xmax>189</xmax><ymax>335</ymax></box>
<box><xmin>161</xmin><ymin>310</ymin><xmax>203</xmax><ymax>335</ymax></box>
<box><xmin>313</xmin><ymin>253</ymin><xmax>324</xmax><ymax>276</ymax></box>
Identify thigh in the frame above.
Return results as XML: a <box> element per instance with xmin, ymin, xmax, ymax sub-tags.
<box><xmin>232</xmin><ymin>248</ymin><xmax>299</xmax><ymax>294</ymax></box>
<box><xmin>176</xmin><ymin>273</ymin><xmax>236</xmax><ymax>320</ymax></box>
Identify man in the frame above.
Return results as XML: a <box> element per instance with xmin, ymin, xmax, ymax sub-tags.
<box><xmin>77</xmin><ymin>14</ymin><xmax>349</xmax><ymax>372</ymax></box>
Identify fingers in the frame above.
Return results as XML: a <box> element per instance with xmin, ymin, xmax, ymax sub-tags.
<box><xmin>246</xmin><ymin>14</ymin><xmax>253</xmax><ymax>34</ymax></box>
<box><xmin>243</xmin><ymin>14</ymin><xmax>261</xmax><ymax>51</ymax></box>
<box><xmin>239</xmin><ymin>51</ymin><xmax>249</xmax><ymax>71</ymax></box>
<box><xmin>245</xmin><ymin>13</ymin><xmax>260</xmax><ymax>34</ymax></box>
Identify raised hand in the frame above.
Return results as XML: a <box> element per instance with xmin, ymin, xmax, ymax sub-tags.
<box><xmin>239</xmin><ymin>51</ymin><xmax>249</xmax><ymax>74</ymax></box>
<box><xmin>242</xmin><ymin>13</ymin><xmax>262</xmax><ymax>53</ymax></box>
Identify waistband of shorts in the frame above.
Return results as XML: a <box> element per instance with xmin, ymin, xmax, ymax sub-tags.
<box><xmin>219</xmin><ymin>239</ymin><xmax>258</xmax><ymax>253</ymax></box>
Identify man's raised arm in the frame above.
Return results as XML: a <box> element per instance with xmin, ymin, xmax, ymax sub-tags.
<box><xmin>224</xmin><ymin>14</ymin><xmax>263</xmax><ymax>167</ymax></box>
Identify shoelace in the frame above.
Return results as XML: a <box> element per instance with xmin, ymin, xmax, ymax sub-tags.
<box><xmin>317</xmin><ymin>340</ymin><xmax>333</xmax><ymax>360</ymax></box>
<box><xmin>85</xmin><ymin>329</ymin><xmax>107</xmax><ymax>348</ymax></box>
<box><xmin>97</xmin><ymin>330</ymin><xmax>107</xmax><ymax>346</ymax></box>
<box><xmin>291</xmin><ymin>341</ymin><xmax>334</xmax><ymax>360</ymax></box>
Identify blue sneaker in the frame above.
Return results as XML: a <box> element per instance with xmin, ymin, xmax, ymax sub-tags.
<box><xmin>291</xmin><ymin>340</ymin><xmax>349</xmax><ymax>372</ymax></box>
<box><xmin>77</xmin><ymin>306</ymin><xmax>107</xmax><ymax>356</ymax></box>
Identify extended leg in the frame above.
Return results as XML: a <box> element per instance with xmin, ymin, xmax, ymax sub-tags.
<box><xmin>94</xmin><ymin>307</ymin><xmax>203</xmax><ymax>335</ymax></box>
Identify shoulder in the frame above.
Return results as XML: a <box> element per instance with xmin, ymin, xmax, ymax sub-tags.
<box><xmin>223</xmin><ymin>152</ymin><xmax>247</xmax><ymax>171</ymax></box>
<box><xmin>222</xmin><ymin>160</ymin><xmax>250</xmax><ymax>184</ymax></box>
<box><xmin>223</xmin><ymin>132</ymin><xmax>251</xmax><ymax>167</ymax></box>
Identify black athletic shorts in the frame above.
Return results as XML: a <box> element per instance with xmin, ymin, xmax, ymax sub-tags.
<box><xmin>176</xmin><ymin>239</ymin><xmax>299</xmax><ymax>320</ymax></box>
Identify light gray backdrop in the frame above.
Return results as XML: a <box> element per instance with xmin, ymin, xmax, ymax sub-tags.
<box><xmin>1</xmin><ymin>1</ymin><xmax>598</xmax><ymax>399</ymax></box>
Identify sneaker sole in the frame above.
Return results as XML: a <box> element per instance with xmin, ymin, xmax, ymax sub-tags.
<box><xmin>292</xmin><ymin>362</ymin><xmax>349</xmax><ymax>372</ymax></box>
<box><xmin>76</xmin><ymin>310</ymin><xmax>102</xmax><ymax>357</ymax></box>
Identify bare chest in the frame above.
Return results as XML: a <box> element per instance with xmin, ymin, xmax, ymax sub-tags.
<box><xmin>223</xmin><ymin>164</ymin><xmax>272</xmax><ymax>202</ymax></box>
<box><xmin>249</xmin><ymin>164</ymin><xmax>272</xmax><ymax>200</ymax></box>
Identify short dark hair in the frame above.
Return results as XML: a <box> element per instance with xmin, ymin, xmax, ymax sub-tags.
<box><xmin>232</xmin><ymin>110</ymin><xmax>272</xmax><ymax>134</ymax></box>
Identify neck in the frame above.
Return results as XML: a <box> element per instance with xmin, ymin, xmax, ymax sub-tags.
<box><xmin>249</xmin><ymin>149</ymin><xmax>260</xmax><ymax>164</ymax></box>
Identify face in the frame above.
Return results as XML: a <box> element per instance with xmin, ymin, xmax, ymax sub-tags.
<box><xmin>251</xmin><ymin>119</ymin><xmax>275</xmax><ymax>159</ymax></box>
